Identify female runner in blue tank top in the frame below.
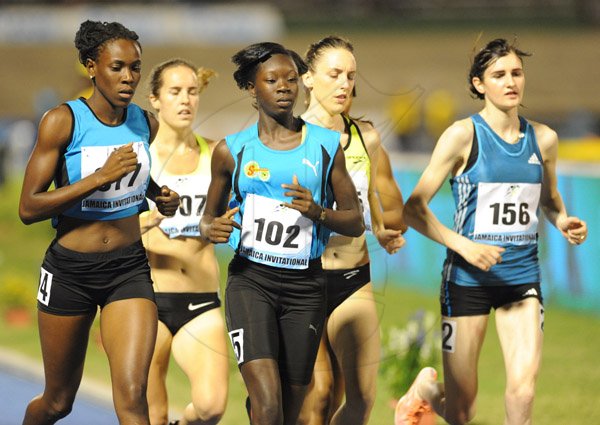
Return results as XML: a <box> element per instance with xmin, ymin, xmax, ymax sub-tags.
<box><xmin>397</xmin><ymin>39</ymin><xmax>588</xmax><ymax>425</ymax></box>
<box><xmin>18</xmin><ymin>20</ymin><xmax>179</xmax><ymax>425</ymax></box>
<box><xmin>200</xmin><ymin>42</ymin><xmax>364</xmax><ymax>425</ymax></box>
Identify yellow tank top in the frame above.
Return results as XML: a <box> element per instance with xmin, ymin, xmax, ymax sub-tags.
<box><xmin>342</xmin><ymin>116</ymin><xmax>372</xmax><ymax>231</ymax></box>
<box><xmin>149</xmin><ymin>135</ymin><xmax>211</xmax><ymax>238</ymax></box>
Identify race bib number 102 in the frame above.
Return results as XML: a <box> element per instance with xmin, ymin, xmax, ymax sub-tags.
<box><xmin>240</xmin><ymin>194</ymin><xmax>313</xmax><ymax>269</ymax></box>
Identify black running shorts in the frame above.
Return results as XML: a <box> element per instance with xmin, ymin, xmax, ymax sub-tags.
<box><xmin>156</xmin><ymin>291</ymin><xmax>221</xmax><ymax>335</ymax></box>
<box><xmin>225</xmin><ymin>255</ymin><xmax>326</xmax><ymax>385</ymax></box>
<box><xmin>38</xmin><ymin>239</ymin><xmax>155</xmax><ymax>315</ymax></box>
<box><xmin>325</xmin><ymin>263</ymin><xmax>370</xmax><ymax>315</ymax></box>
<box><xmin>441</xmin><ymin>280</ymin><xmax>543</xmax><ymax>317</ymax></box>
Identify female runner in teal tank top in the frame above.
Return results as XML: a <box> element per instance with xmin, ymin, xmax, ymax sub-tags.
<box><xmin>201</xmin><ymin>42</ymin><xmax>364</xmax><ymax>425</ymax></box>
<box><xmin>398</xmin><ymin>38</ymin><xmax>588</xmax><ymax>425</ymax></box>
<box><xmin>18</xmin><ymin>20</ymin><xmax>179</xmax><ymax>425</ymax></box>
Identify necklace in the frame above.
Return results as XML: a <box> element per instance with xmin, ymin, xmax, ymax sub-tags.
<box><xmin>514</xmin><ymin>132</ymin><xmax>525</xmax><ymax>143</ymax></box>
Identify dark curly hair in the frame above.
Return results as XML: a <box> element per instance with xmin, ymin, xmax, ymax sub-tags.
<box><xmin>469</xmin><ymin>38</ymin><xmax>531</xmax><ymax>100</ymax></box>
<box><xmin>231</xmin><ymin>42</ymin><xmax>307</xmax><ymax>90</ymax></box>
<box><xmin>74</xmin><ymin>20</ymin><xmax>140</xmax><ymax>65</ymax></box>
<box><xmin>304</xmin><ymin>35</ymin><xmax>354</xmax><ymax>71</ymax></box>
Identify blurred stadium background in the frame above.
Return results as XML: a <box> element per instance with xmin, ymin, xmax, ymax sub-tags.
<box><xmin>0</xmin><ymin>1</ymin><xmax>598</xmax><ymax>424</ymax></box>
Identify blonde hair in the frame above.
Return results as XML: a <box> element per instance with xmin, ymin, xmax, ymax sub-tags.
<box><xmin>196</xmin><ymin>66</ymin><xmax>217</xmax><ymax>94</ymax></box>
<box><xmin>148</xmin><ymin>58</ymin><xmax>217</xmax><ymax>96</ymax></box>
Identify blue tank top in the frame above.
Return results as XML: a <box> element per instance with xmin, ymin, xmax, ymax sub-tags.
<box><xmin>226</xmin><ymin>121</ymin><xmax>340</xmax><ymax>269</ymax></box>
<box><xmin>443</xmin><ymin>114</ymin><xmax>543</xmax><ymax>286</ymax></box>
<box><xmin>55</xmin><ymin>99</ymin><xmax>151</xmax><ymax>225</ymax></box>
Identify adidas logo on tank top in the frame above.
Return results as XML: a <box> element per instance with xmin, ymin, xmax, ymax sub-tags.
<box><xmin>528</xmin><ymin>153</ymin><xmax>541</xmax><ymax>165</ymax></box>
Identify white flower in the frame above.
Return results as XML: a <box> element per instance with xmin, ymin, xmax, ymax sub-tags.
<box><xmin>388</xmin><ymin>327</ymin><xmax>410</xmax><ymax>354</ymax></box>
<box><xmin>406</xmin><ymin>320</ymin><xmax>419</xmax><ymax>342</ymax></box>
<box><xmin>424</xmin><ymin>311</ymin><xmax>436</xmax><ymax>330</ymax></box>
<box><xmin>420</xmin><ymin>340</ymin><xmax>432</xmax><ymax>359</ymax></box>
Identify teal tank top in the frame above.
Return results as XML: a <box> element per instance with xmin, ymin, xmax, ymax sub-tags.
<box><xmin>443</xmin><ymin>114</ymin><xmax>543</xmax><ymax>286</ymax></box>
<box><xmin>54</xmin><ymin>98</ymin><xmax>151</xmax><ymax>226</ymax></box>
<box><xmin>226</xmin><ymin>121</ymin><xmax>340</xmax><ymax>269</ymax></box>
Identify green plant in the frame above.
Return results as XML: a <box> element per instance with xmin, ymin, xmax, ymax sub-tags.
<box><xmin>0</xmin><ymin>272</ymin><xmax>36</xmax><ymax>312</ymax></box>
<box><xmin>380</xmin><ymin>309</ymin><xmax>440</xmax><ymax>396</ymax></box>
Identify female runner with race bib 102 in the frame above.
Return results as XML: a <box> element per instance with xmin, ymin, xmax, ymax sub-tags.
<box><xmin>200</xmin><ymin>42</ymin><xmax>364</xmax><ymax>425</ymax></box>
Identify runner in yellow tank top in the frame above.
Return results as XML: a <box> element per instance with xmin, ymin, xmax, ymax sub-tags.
<box><xmin>140</xmin><ymin>59</ymin><xmax>228</xmax><ymax>425</ymax></box>
<box><xmin>298</xmin><ymin>36</ymin><xmax>407</xmax><ymax>425</ymax></box>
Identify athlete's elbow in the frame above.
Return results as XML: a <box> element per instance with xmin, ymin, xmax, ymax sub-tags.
<box><xmin>19</xmin><ymin>197</ymin><xmax>50</xmax><ymax>224</ymax></box>
<box><xmin>397</xmin><ymin>221</ymin><xmax>409</xmax><ymax>235</ymax></box>
<box><xmin>403</xmin><ymin>198</ymin><xmax>423</xmax><ymax>228</ymax></box>
<box><xmin>384</xmin><ymin>210</ymin><xmax>409</xmax><ymax>234</ymax></box>
<box><xmin>348</xmin><ymin>215</ymin><xmax>366</xmax><ymax>237</ymax></box>
<box><xmin>18</xmin><ymin>205</ymin><xmax>38</xmax><ymax>225</ymax></box>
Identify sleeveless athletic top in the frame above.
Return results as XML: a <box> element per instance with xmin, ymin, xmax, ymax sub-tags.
<box><xmin>341</xmin><ymin>115</ymin><xmax>372</xmax><ymax>232</ymax></box>
<box><xmin>443</xmin><ymin>114</ymin><xmax>543</xmax><ymax>286</ymax></box>
<box><xmin>54</xmin><ymin>98</ymin><xmax>151</xmax><ymax>226</ymax></box>
<box><xmin>226</xmin><ymin>121</ymin><xmax>340</xmax><ymax>269</ymax></box>
<box><xmin>149</xmin><ymin>135</ymin><xmax>211</xmax><ymax>238</ymax></box>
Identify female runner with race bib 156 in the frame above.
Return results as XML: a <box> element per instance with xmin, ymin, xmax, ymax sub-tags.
<box><xmin>396</xmin><ymin>38</ymin><xmax>588</xmax><ymax>425</ymax></box>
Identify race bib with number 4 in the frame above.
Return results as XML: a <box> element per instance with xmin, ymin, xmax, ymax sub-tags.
<box><xmin>38</xmin><ymin>267</ymin><xmax>53</xmax><ymax>306</ymax></box>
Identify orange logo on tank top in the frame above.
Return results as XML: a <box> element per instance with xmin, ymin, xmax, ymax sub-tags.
<box><xmin>244</xmin><ymin>161</ymin><xmax>270</xmax><ymax>181</ymax></box>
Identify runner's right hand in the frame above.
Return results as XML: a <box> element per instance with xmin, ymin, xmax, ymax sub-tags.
<box><xmin>458</xmin><ymin>238</ymin><xmax>505</xmax><ymax>271</ymax></box>
<box><xmin>206</xmin><ymin>207</ymin><xmax>241</xmax><ymax>244</ymax></box>
<box><xmin>97</xmin><ymin>143</ymin><xmax>138</xmax><ymax>185</ymax></box>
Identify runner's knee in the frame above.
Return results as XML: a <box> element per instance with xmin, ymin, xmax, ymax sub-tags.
<box><xmin>445</xmin><ymin>403</ymin><xmax>476</xmax><ymax>425</ymax></box>
<box><xmin>42</xmin><ymin>393</ymin><xmax>75</xmax><ymax>421</ymax></box>
<box><xmin>505</xmin><ymin>381</ymin><xmax>535</xmax><ymax>410</ymax></box>
<box><xmin>192</xmin><ymin>398</ymin><xmax>225</xmax><ymax>423</ymax></box>
<box><xmin>114</xmin><ymin>381</ymin><xmax>148</xmax><ymax>413</ymax></box>
<box><xmin>311</xmin><ymin>373</ymin><xmax>335</xmax><ymax>413</ymax></box>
